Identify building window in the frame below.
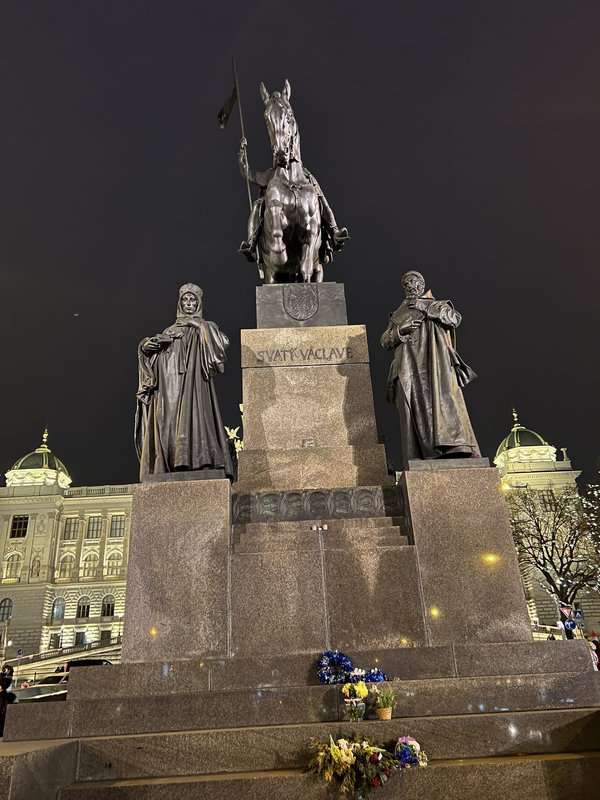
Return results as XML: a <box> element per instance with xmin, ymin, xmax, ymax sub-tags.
<box><xmin>101</xmin><ymin>595</ymin><xmax>115</xmax><ymax>617</ymax></box>
<box><xmin>4</xmin><ymin>554</ymin><xmax>22</xmax><ymax>580</ymax></box>
<box><xmin>51</xmin><ymin>597</ymin><xmax>65</xmax><ymax>623</ymax></box>
<box><xmin>109</xmin><ymin>515</ymin><xmax>125</xmax><ymax>538</ymax></box>
<box><xmin>0</xmin><ymin>598</ymin><xmax>13</xmax><ymax>622</ymax></box>
<box><xmin>30</xmin><ymin>558</ymin><xmax>41</xmax><ymax>578</ymax></box>
<box><xmin>539</xmin><ymin>490</ymin><xmax>556</xmax><ymax>512</ymax></box>
<box><xmin>9</xmin><ymin>516</ymin><xmax>28</xmax><ymax>539</ymax></box>
<box><xmin>76</xmin><ymin>597</ymin><xmax>91</xmax><ymax>619</ymax></box>
<box><xmin>86</xmin><ymin>516</ymin><xmax>103</xmax><ymax>539</ymax></box>
<box><xmin>106</xmin><ymin>552</ymin><xmax>123</xmax><ymax>577</ymax></box>
<box><xmin>58</xmin><ymin>555</ymin><xmax>75</xmax><ymax>579</ymax></box>
<box><xmin>100</xmin><ymin>630</ymin><xmax>112</xmax><ymax>645</ymax></box>
<box><xmin>63</xmin><ymin>518</ymin><xmax>80</xmax><ymax>540</ymax></box>
<box><xmin>49</xmin><ymin>633</ymin><xmax>61</xmax><ymax>650</ymax></box>
<box><xmin>74</xmin><ymin>631</ymin><xmax>86</xmax><ymax>646</ymax></box>
<box><xmin>82</xmin><ymin>553</ymin><xmax>99</xmax><ymax>578</ymax></box>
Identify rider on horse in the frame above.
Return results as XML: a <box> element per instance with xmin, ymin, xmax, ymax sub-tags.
<box><xmin>238</xmin><ymin>80</ymin><xmax>348</xmax><ymax>281</ymax></box>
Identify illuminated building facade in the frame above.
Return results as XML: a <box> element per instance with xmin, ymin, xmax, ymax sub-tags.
<box><xmin>495</xmin><ymin>411</ymin><xmax>600</xmax><ymax>636</ymax></box>
<box><xmin>0</xmin><ymin>431</ymin><xmax>131</xmax><ymax>659</ymax></box>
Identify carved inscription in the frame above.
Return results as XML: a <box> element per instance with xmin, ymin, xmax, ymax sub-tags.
<box><xmin>255</xmin><ymin>346</ymin><xmax>353</xmax><ymax>364</ymax></box>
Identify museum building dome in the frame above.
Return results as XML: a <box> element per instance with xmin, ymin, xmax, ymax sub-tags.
<box><xmin>5</xmin><ymin>429</ymin><xmax>72</xmax><ymax>488</ymax></box>
<box><xmin>494</xmin><ymin>410</ymin><xmax>556</xmax><ymax>469</ymax></box>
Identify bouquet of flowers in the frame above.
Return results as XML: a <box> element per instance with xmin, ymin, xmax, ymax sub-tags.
<box><xmin>316</xmin><ymin>651</ymin><xmax>388</xmax><ymax>685</ymax></box>
<box><xmin>395</xmin><ymin>736</ymin><xmax>428</xmax><ymax>768</ymax></box>
<box><xmin>342</xmin><ymin>680</ymin><xmax>369</xmax><ymax>701</ymax></box>
<box><xmin>308</xmin><ymin>735</ymin><xmax>400</xmax><ymax>797</ymax></box>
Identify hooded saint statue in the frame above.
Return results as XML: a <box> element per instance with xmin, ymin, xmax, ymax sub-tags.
<box><xmin>381</xmin><ymin>270</ymin><xmax>481</xmax><ymax>468</ymax></box>
<box><xmin>134</xmin><ymin>283</ymin><xmax>234</xmax><ymax>481</ymax></box>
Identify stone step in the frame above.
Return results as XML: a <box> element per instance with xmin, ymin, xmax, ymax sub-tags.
<box><xmin>63</xmin><ymin>640</ymin><xmax>597</xmax><ymax>701</ymax></box>
<box><xmin>74</xmin><ymin>707</ymin><xmax>600</xmax><ymax>783</ymax></box>
<box><xmin>58</xmin><ymin>753</ymin><xmax>600</xmax><ymax>800</ymax></box>
<box><xmin>6</xmin><ymin>671</ymin><xmax>600</xmax><ymax>741</ymax></box>
<box><xmin>232</xmin><ymin>528</ymin><xmax>409</xmax><ymax>553</ymax></box>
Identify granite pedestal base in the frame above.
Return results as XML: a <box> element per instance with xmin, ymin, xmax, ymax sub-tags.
<box><xmin>236</xmin><ymin>323</ymin><xmax>389</xmax><ymax>491</ymax></box>
<box><xmin>402</xmin><ymin>466</ymin><xmax>532</xmax><ymax>645</ymax></box>
<box><xmin>121</xmin><ymin>479</ymin><xmax>231</xmax><ymax>663</ymax></box>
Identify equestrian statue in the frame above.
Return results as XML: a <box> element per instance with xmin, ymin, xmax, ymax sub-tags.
<box><xmin>238</xmin><ymin>80</ymin><xmax>349</xmax><ymax>283</ymax></box>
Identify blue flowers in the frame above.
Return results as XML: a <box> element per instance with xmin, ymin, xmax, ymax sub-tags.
<box><xmin>316</xmin><ymin>650</ymin><xmax>388</xmax><ymax>685</ymax></box>
<box><xmin>317</xmin><ymin>650</ymin><xmax>354</xmax><ymax>684</ymax></box>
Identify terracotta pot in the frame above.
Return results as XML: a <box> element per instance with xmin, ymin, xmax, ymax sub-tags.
<box><xmin>375</xmin><ymin>707</ymin><xmax>393</xmax><ymax>720</ymax></box>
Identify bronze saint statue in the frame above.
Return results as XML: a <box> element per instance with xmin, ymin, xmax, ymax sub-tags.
<box><xmin>381</xmin><ymin>270</ymin><xmax>481</xmax><ymax>467</ymax></box>
<box><xmin>134</xmin><ymin>283</ymin><xmax>234</xmax><ymax>481</ymax></box>
<box><xmin>238</xmin><ymin>80</ymin><xmax>348</xmax><ymax>283</ymax></box>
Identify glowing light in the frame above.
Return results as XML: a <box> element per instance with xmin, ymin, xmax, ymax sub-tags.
<box><xmin>149</xmin><ymin>626</ymin><xmax>158</xmax><ymax>638</ymax></box>
<box><xmin>429</xmin><ymin>606</ymin><xmax>441</xmax><ymax>619</ymax></box>
<box><xmin>481</xmin><ymin>552</ymin><xmax>501</xmax><ymax>566</ymax></box>
<box><xmin>400</xmin><ymin>638</ymin><xmax>410</xmax><ymax>646</ymax></box>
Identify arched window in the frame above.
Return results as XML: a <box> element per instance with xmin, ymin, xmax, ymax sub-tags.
<box><xmin>82</xmin><ymin>552</ymin><xmax>99</xmax><ymax>578</ymax></box>
<box><xmin>4</xmin><ymin>554</ymin><xmax>22</xmax><ymax>580</ymax></box>
<box><xmin>76</xmin><ymin>596</ymin><xmax>91</xmax><ymax>619</ymax></box>
<box><xmin>30</xmin><ymin>558</ymin><xmax>41</xmax><ymax>578</ymax></box>
<box><xmin>106</xmin><ymin>552</ymin><xmax>123</xmax><ymax>576</ymax></box>
<box><xmin>101</xmin><ymin>595</ymin><xmax>115</xmax><ymax>617</ymax></box>
<box><xmin>58</xmin><ymin>555</ymin><xmax>75</xmax><ymax>579</ymax></box>
<box><xmin>51</xmin><ymin>597</ymin><xmax>65</xmax><ymax>623</ymax></box>
<box><xmin>0</xmin><ymin>598</ymin><xmax>13</xmax><ymax>622</ymax></box>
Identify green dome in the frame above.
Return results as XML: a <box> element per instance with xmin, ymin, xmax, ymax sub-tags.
<box><xmin>6</xmin><ymin>429</ymin><xmax>71</xmax><ymax>487</ymax></box>
<box><xmin>11</xmin><ymin>448</ymin><xmax>68</xmax><ymax>473</ymax></box>
<box><xmin>495</xmin><ymin>410</ymin><xmax>549</xmax><ymax>460</ymax></box>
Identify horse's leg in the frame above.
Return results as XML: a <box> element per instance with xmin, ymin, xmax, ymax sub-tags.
<box><xmin>262</xmin><ymin>257</ymin><xmax>277</xmax><ymax>284</ymax></box>
<box><xmin>298</xmin><ymin>197</ymin><xmax>320</xmax><ymax>283</ymax></box>
<box><xmin>262</xmin><ymin>199</ymin><xmax>288</xmax><ymax>268</ymax></box>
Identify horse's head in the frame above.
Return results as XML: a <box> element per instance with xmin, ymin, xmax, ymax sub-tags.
<box><xmin>260</xmin><ymin>80</ymin><xmax>298</xmax><ymax>168</ymax></box>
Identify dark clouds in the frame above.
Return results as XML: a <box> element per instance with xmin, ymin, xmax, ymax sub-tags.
<box><xmin>1</xmin><ymin>1</ymin><xmax>599</xmax><ymax>484</ymax></box>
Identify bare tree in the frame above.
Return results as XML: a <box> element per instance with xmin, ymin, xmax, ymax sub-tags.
<box><xmin>507</xmin><ymin>486</ymin><xmax>600</xmax><ymax>606</ymax></box>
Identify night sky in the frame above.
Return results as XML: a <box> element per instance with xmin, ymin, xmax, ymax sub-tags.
<box><xmin>1</xmin><ymin>1</ymin><xmax>599</xmax><ymax>486</ymax></box>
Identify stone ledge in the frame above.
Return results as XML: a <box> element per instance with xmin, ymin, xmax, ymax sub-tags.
<box><xmin>66</xmin><ymin>640</ymin><xmax>596</xmax><ymax>701</ymax></box>
<box><xmin>235</xmin><ymin>447</ymin><xmax>391</xmax><ymax>493</ymax></box>
<box><xmin>7</xmin><ymin>671</ymin><xmax>600</xmax><ymax>741</ymax></box>
<box><xmin>75</xmin><ymin>708</ymin><xmax>600</xmax><ymax>782</ymax></box>
<box><xmin>60</xmin><ymin>755</ymin><xmax>600</xmax><ymax>800</ymax></box>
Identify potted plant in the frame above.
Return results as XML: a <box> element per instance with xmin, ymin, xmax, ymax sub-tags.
<box><xmin>371</xmin><ymin>685</ymin><xmax>396</xmax><ymax>720</ymax></box>
<box><xmin>341</xmin><ymin>680</ymin><xmax>369</xmax><ymax>721</ymax></box>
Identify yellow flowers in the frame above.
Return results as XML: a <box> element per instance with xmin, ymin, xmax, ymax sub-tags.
<box><xmin>342</xmin><ymin>680</ymin><xmax>368</xmax><ymax>700</ymax></box>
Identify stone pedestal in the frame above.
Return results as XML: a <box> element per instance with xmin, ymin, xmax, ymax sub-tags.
<box><xmin>256</xmin><ymin>282</ymin><xmax>347</xmax><ymax>328</ymax></box>
<box><xmin>402</xmin><ymin>466</ymin><xmax>532</xmax><ymax>646</ymax></box>
<box><xmin>121</xmin><ymin>479</ymin><xmax>231</xmax><ymax>663</ymax></box>
<box><xmin>236</xmin><ymin>324</ymin><xmax>389</xmax><ymax>491</ymax></box>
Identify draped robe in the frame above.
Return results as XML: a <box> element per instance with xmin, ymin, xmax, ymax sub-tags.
<box><xmin>135</xmin><ymin>317</ymin><xmax>234</xmax><ymax>481</ymax></box>
<box><xmin>381</xmin><ymin>296</ymin><xmax>481</xmax><ymax>467</ymax></box>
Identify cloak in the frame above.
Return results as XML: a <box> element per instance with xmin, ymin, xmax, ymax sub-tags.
<box><xmin>134</xmin><ymin>287</ymin><xmax>234</xmax><ymax>481</ymax></box>
<box><xmin>382</xmin><ymin>296</ymin><xmax>480</xmax><ymax>466</ymax></box>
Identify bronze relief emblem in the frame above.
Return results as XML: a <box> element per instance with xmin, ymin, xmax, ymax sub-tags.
<box><xmin>283</xmin><ymin>285</ymin><xmax>319</xmax><ymax>321</ymax></box>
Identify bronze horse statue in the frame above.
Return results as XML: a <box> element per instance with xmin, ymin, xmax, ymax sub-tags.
<box><xmin>239</xmin><ymin>80</ymin><xmax>348</xmax><ymax>283</ymax></box>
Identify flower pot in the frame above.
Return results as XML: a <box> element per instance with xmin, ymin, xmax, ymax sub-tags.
<box><xmin>343</xmin><ymin>699</ymin><xmax>366</xmax><ymax>721</ymax></box>
<box><xmin>375</xmin><ymin>707</ymin><xmax>393</xmax><ymax>720</ymax></box>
